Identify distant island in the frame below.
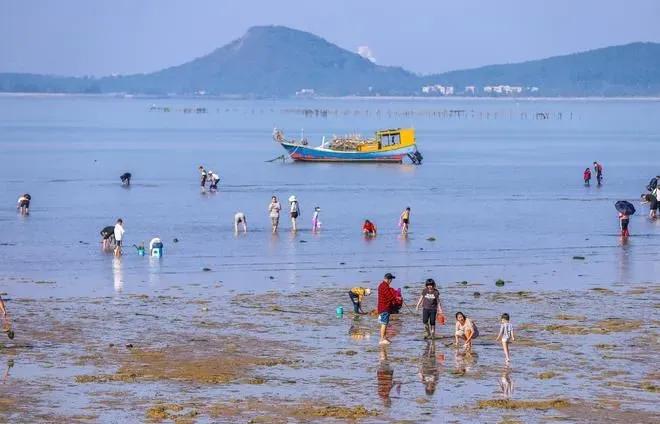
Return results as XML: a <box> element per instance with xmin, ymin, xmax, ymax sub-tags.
<box><xmin>1</xmin><ymin>26</ymin><xmax>659</xmax><ymax>98</ymax></box>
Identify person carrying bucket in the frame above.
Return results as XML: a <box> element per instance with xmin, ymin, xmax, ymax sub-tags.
<box><xmin>415</xmin><ymin>278</ymin><xmax>444</xmax><ymax>340</ymax></box>
<box><xmin>348</xmin><ymin>287</ymin><xmax>371</xmax><ymax>314</ymax></box>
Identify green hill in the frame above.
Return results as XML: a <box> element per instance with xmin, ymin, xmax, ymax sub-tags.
<box><xmin>421</xmin><ymin>42</ymin><xmax>660</xmax><ymax>96</ymax></box>
<box><xmin>0</xmin><ymin>26</ymin><xmax>659</xmax><ymax>97</ymax></box>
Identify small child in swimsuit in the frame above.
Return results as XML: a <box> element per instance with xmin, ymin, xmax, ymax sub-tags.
<box><xmin>495</xmin><ymin>313</ymin><xmax>515</xmax><ymax>363</ymax></box>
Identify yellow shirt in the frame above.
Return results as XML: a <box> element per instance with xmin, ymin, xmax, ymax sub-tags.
<box><xmin>350</xmin><ymin>287</ymin><xmax>368</xmax><ymax>303</ymax></box>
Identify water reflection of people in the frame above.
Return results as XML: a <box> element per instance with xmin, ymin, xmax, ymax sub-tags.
<box><xmin>112</xmin><ymin>256</ymin><xmax>123</xmax><ymax>292</ymax></box>
<box><xmin>618</xmin><ymin>236</ymin><xmax>630</xmax><ymax>284</ymax></box>
<box><xmin>348</xmin><ymin>315</ymin><xmax>371</xmax><ymax>341</ymax></box>
<box><xmin>419</xmin><ymin>341</ymin><xmax>443</xmax><ymax>396</ymax></box>
<box><xmin>498</xmin><ymin>367</ymin><xmax>514</xmax><ymax>399</ymax></box>
<box><xmin>377</xmin><ymin>346</ymin><xmax>401</xmax><ymax>407</ymax></box>
<box><xmin>2</xmin><ymin>360</ymin><xmax>14</xmax><ymax>384</ymax></box>
<box><xmin>148</xmin><ymin>255</ymin><xmax>161</xmax><ymax>286</ymax></box>
<box><xmin>454</xmin><ymin>348</ymin><xmax>478</xmax><ymax>376</ymax></box>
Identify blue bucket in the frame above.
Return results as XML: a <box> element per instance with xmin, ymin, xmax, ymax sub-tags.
<box><xmin>336</xmin><ymin>306</ymin><xmax>343</xmax><ymax>316</ymax></box>
<box><xmin>138</xmin><ymin>248</ymin><xmax>145</xmax><ymax>256</ymax></box>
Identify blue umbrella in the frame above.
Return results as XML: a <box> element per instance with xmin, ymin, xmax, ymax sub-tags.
<box><xmin>615</xmin><ymin>200</ymin><xmax>636</xmax><ymax>216</ymax></box>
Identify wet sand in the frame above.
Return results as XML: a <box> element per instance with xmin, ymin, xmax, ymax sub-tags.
<box><xmin>1</xmin><ymin>278</ymin><xmax>658</xmax><ymax>423</ymax></box>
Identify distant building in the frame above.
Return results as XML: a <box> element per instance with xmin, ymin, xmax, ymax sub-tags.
<box><xmin>465</xmin><ymin>86</ymin><xmax>476</xmax><ymax>94</ymax></box>
<box><xmin>421</xmin><ymin>84</ymin><xmax>454</xmax><ymax>96</ymax></box>
<box><xmin>295</xmin><ymin>88</ymin><xmax>316</xmax><ymax>97</ymax></box>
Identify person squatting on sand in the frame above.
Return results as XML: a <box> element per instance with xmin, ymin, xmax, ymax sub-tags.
<box><xmin>234</xmin><ymin>212</ymin><xmax>247</xmax><ymax>233</ymax></box>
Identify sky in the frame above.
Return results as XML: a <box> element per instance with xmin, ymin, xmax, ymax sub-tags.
<box><xmin>1</xmin><ymin>0</ymin><xmax>659</xmax><ymax>76</ymax></box>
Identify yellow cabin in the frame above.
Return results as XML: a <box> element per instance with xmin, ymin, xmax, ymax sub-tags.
<box><xmin>356</xmin><ymin>128</ymin><xmax>416</xmax><ymax>152</ymax></box>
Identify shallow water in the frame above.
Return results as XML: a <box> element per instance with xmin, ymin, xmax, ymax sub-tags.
<box><xmin>0</xmin><ymin>96</ymin><xmax>659</xmax><ymax>422</ymax></box>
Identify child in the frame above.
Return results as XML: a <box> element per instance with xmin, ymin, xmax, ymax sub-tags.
<box><xmin>312</xmin><ymin>207</ymin><xmax>321</xmax><ymax>232</ymax></box>
<box><xmin>400</xmin><ymin>207</ymin><xmax>411</xmax><ymax>234</ymax></box>
<box><xmin>495</xmin><ymin>313</ymin><xmax>515</xmax><ymax>363</ymax></box>
<box><xmin>348</xmin><ymin>287</ymin><xmax>371</xmax><ymax>314</ymax></box>
<box><xmin>583</xmin><ymin>168</ymin><xmax>591</xmax><ymax>186</ymax></box>
<box><xmin>415</xmin><ymin>279</ymin><xmax>444</xmax><ymax>340</ymax></box>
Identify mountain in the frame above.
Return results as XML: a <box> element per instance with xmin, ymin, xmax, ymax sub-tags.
<box><xmin>1</xmin><ymin>26</ymin><xmax>659</xmax><ymax>97</ymax></box>
<box><xmin>421</xmin><ymin>42</ymin><xmax>660</xmax><ymax>96</ymax></box>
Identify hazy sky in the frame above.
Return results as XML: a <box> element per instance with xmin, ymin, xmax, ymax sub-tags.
<box><xmin>1</xmin><ymin>0</ymin><xmax>659</xmax><ymax>76</ymax></box>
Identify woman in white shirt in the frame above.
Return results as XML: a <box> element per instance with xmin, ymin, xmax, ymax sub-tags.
<box><xmin>454</xmin><ymin>311</ymin><xmax>478</xmax><ymax>349</ymax></box>
<box><xmin>268</xmin><ymin>196</ymin><xmax>281</xmax><ymax>234</ymax></box>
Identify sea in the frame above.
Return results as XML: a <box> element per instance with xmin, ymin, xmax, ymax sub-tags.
<box><xmin>1</xmin><ymin>96</ymin><xmax>658</xmax><ymax>298</ymax></box>
<box><xmin>1</xmin><ymin>95</ymin><xmax>659</xmax><ymax>423</ymax></box>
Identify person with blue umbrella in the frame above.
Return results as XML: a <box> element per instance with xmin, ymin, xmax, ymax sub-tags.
<box><xmin>615</xmin><ymin>201</ymin><xmax>636</xmax><ymax>238</ymax></box>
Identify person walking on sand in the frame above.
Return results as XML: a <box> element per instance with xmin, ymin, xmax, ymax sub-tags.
<box><xmin>113</xmin><ymin>218</ymin><xmax>125</xmax><ymax>256</ymax></box>
<box><xmin>348</xmin><ymin>287</ymin><xmax>371</xmax><ymax>314</ymax></box>
<box><xmin>234</xmin><ymin>212</ymin><xmax>247</xmax><ymax>233</ymax></box>
<box><xmin>415</xmin><ymin>278</ymin><xmax>444</xmax><ymax>340</ymax></box>
<box><xmin>618</xmin><ymin>211</ymin><xmax>630</xmax><ymax>238</ymax></box>
<box><xmin>289</xmin><ymin>195</ymin><xmax>300</xmax><ymax>232</ymax></box>
<box><xmin>312</xmin><ymin>207</ymin><xmax>321</xmax><ymax>233</ymax></box>
<box><xmin>593</xmin><ymin>161</ymin><xmax>603</xmax><ymax>185</ymax></box>
<box><xmin>455</xmin><ymin>312</ymin><xmax>478</xmax><ymax>350</ymax></box>
<box><xmin>583</xmin><ymin>168</ymin><xmax>591</xmax><ymax>186</ymax></box>
<box><xmin>641</xmin><ymin>194</ymin><xmax>657</xmax><ymax>220</ymax></box>
<box><xmin>0</xmin><ymin>295</ymin><xmax>14</xmax><ymax>339</ymax></box>
<box><xmin>496</xmin><ymin>313</ymin><xmax>515</xmax><ymax>363</ymax></box>
<box><xmin>17</xmin><ymin>193</ymin><xmax>31</xmax><ymax>216</ymax></box>
<box><xmin>377</xmin><ymin>273</ymin><xmax>398</xmax><ymax>345</ymax></box>
<box><xmin>268</xmin><ymin>196</ymin><xmax>281</xmax><ymax>234</ymax></box>
<box><xmin>362</xmin><ymin>219</ymin><xmax>377</xmax><ymax>236</ymax></box>
<box><xmin>400</xmin><ymin>207</ymin><xmax>411</xmax><ymax>234</ymax></box>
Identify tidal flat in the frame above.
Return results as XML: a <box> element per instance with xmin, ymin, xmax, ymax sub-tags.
<box><xmin>1</xmin><ymin>279</ymin><xmax>658</xmax><ymax>423</ymax></box>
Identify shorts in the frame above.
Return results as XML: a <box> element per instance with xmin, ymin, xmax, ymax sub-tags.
<box><xmin>116</xmin><ymin>240</ymin><xmax>122</xmax><ymax>247</ymax></box>
<box><xmin>290</xmin><ymin>212</ymin><xmax>299</xmax><ymax>219</ymax></box>
<box><xmin>19</xmin><ymin>201</ymin><xmax>29</xmax><ymax>208</ymax></box>
<box><xmin>200</xmin><ymin>177</ymin><xmax>207</xmax><ymax>187</ymax></box>
<box><xmin>620</xmin><ymin>219</ymin><xmax>629</xmax><ymax>230</ymax></box>
<box><xmin>102</xmin><ymin>233</ymin><xmax>114</xmax><ymax>240</ymax></box>
<box><xmin>270</xmin><ymin>216</ymin><xmax>279</xmax><ymax>225</ymax></box>
<box><xmin>422</xmin><ymin>309</ymin><xmax>437</xmax><ymax>325</ymax></box>
<box><xmin>378</xmin><ymin>312</ymin><xmax>390</xmax><ymax>325</ymax></box>
<box><xmin>402</xmin><ymin>218</ymin><xmax>409</xmax><ymax>224</ymax></box>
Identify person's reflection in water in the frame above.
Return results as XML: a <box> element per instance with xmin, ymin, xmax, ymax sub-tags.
<box><xmin>112</xmin><ymin>256</ymin><xmax>123</xmax><ymax>292</ymax></box>
<box><xmin>348</xmin><ymin>315</ymin><xmax>371</xmax><ymax>341</ymax></box>
<box><xmin>419</xmin><ymin>341</ymin><xmax>443</xmax><ymax>396</ymax></box>
<box><xmin>454</xmin><ymin>348</ymin><xmax>478</xmax><ymax>376</ymax></box>
<box><xmin>148</xmin><ymin>255</ymin><xmax>161</xmax><ymax>286</ymax></box>
<box><xmin>377</xmin><ymin>346</ymin><xmax>401</xmax><ymax>407</ymax></box>
<box><xmin>498</xmin><ymin>367</ymin><xmax>514</xmax><ymax>399</ymax></box>
<box><xmin>618</xmin><ymin>235</ymin><xmax>631</xmax><ymax>284</ymax></box>
<box><xmin>2</xmin><ymin>360</ymin><xmax>14</xmax><ymax>384</ymax></box>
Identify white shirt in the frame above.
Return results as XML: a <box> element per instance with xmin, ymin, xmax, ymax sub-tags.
<box><xmin>149</xmin><ymin>237</ymin><xmax>161</xmax><ymax>251</ymax></box>
<box><xmin>269</xmin><ymin>202</ymin><xmax>281</xmax><ymax>217</ymax></box>
<box><xmin>114</xmin><ymin>224</ymin><xmax>125</xmax><ymax>241</ymax></box>
<box><xmin>290</xmin><ymin>201</ymin><xmax>299</xmax><ymax>213</ymax></box>
<box><xmin>234</xmin><ymin>212</ymin><xmax>245</xmax><ymax>222</ymax></box>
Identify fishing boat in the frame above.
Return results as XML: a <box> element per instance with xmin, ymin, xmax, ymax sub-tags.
<box><xmin>273</xmin><ymin>127</ymin><xmax>423</xmax><ymax>164</ymax></box>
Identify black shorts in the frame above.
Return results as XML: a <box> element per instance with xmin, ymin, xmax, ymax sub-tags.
<box><xmin>201</xmin><ymin>177</ymin><xmax>207</xmax><ymax>186</ymax></box>
<box><xmin>620</xmin><ymin>219</ymin><xmax>629</xmax><ymax>230</ymax></box>
<box><xmin>116</xmin><ymin>240</ymin><xmax>122</xmax><ymax>247</ymax></box>
<box><xmin>19</xmin><ymin>200</ymin><xmax>29</xmax><ymax>208</ymax></box>
<box><xmin>102</xmin><ymin>233</ymin><xmax>114</xmax><ymax>240</ymax></box>
<box><xmin>402</xmin><ymin>218</ymin><xmax>409</xmax><ymax>224</ymax></box>
<box><xmin>290</xmin><ymin>212</ymin><xmax>299</xmax><ymax>219</ymax></box>
<box><xmin>422</xmin><ymin>309</ymin><xmax>437</xmax><ymax>325</ymax></box>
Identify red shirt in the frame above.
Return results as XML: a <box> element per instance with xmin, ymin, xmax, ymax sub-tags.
<box><xmin>363</xmin><ymin>222</ymin><xmax>376</xmax><ymax>233</ymax></box>
<box><xmin>378</xmin><ymin>281</ymin><xmax>396</xmax><ymax>313</ymax></box>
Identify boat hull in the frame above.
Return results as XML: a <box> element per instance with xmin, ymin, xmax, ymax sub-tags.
<box><xmin>279</xmin><ymin>142</ymin><xmax>416</xmax><ymax>163</ymax></box>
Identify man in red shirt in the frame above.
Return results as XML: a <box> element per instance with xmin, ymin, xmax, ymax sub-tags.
<box><xmin>378</xmin><ymin>273</ymin><xmax>397</xmax><ymax>345</ymax></box>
